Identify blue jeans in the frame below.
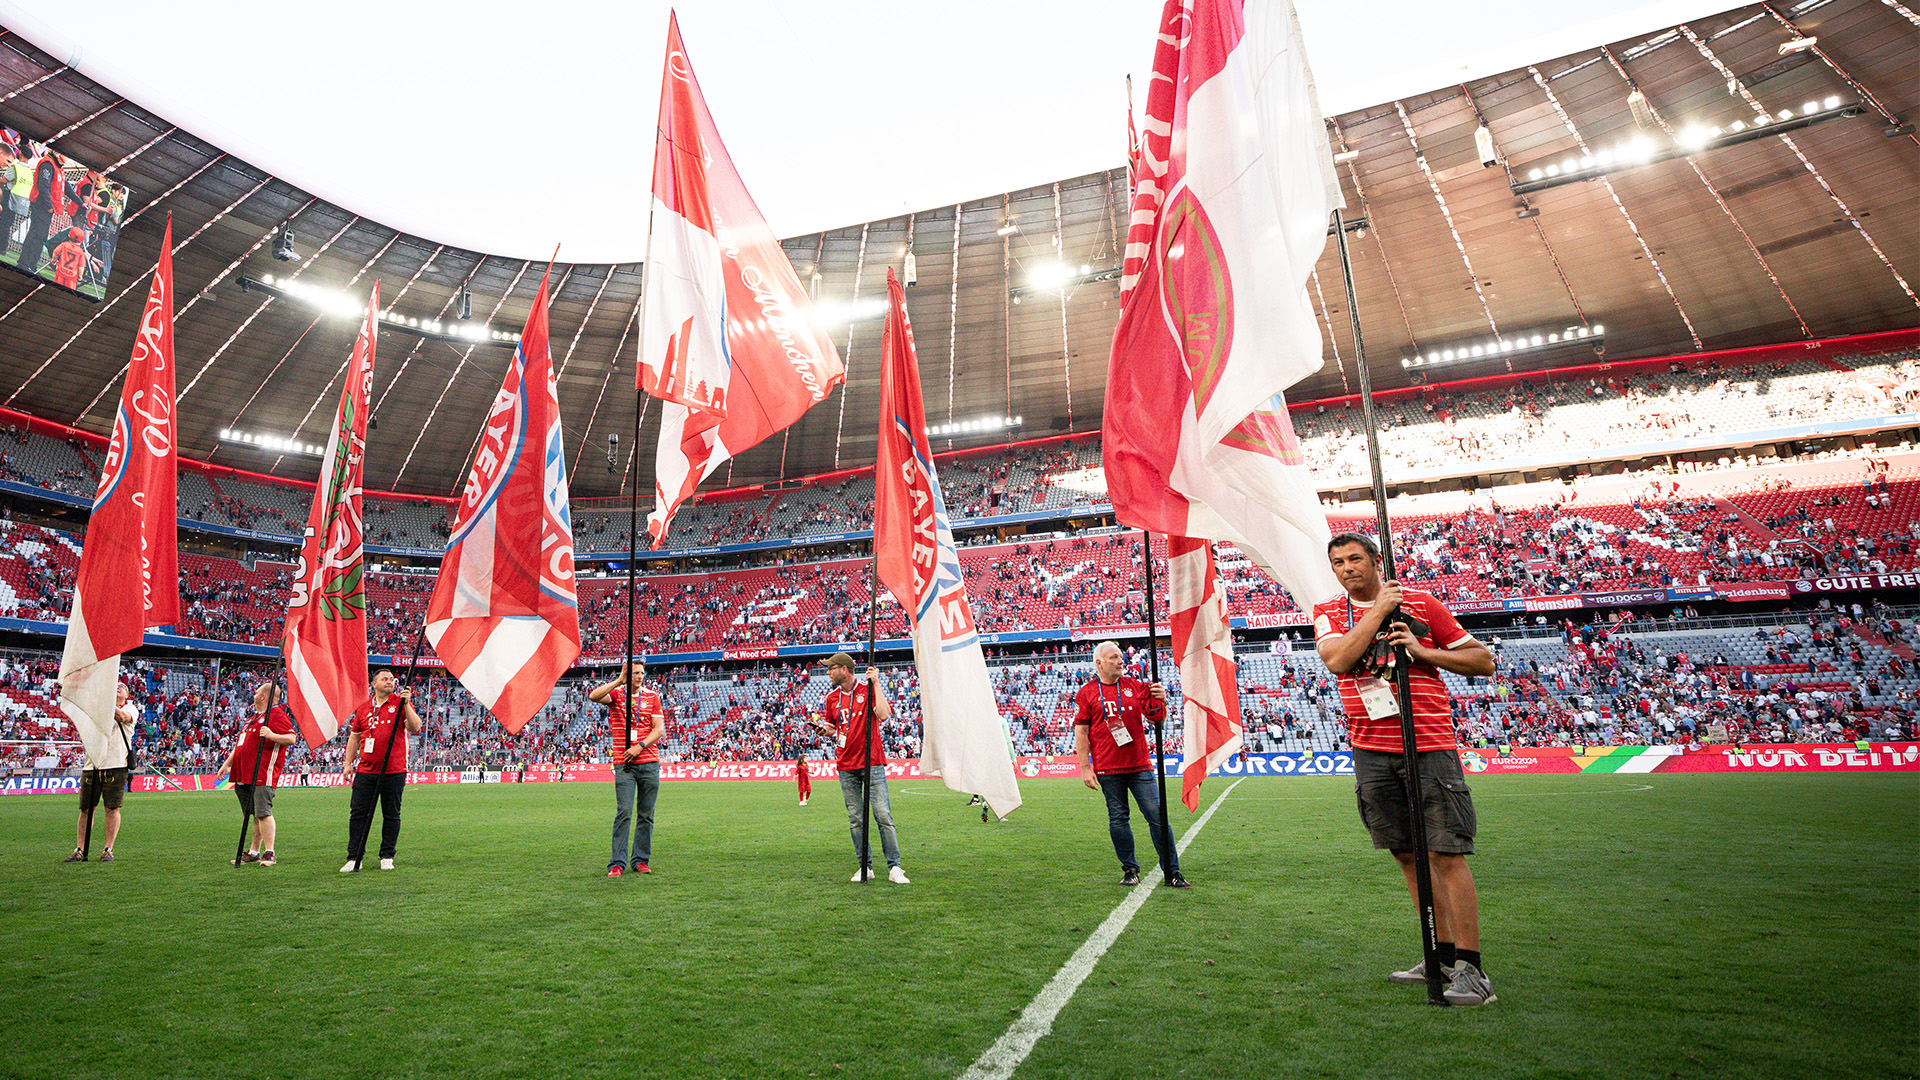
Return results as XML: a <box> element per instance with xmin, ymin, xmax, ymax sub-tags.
<box><xmin>1097</xmin><ymin>770</ymin><xmax>1177</xmax><ymax>875</ymax></box>
<box><xmin>612</xmin><ymin>761</ymin><xmax>660</xmax><ymax>868</ymax></box>
<box><xmin>838</xmin><ymin>767</ymin><xmax>900</xmax><ymax>869</ymax></box>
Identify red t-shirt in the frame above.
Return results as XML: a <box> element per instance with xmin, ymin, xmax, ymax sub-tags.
<box><xmin>229</xmin><ymin>705</ymin><xmax>294</xmax><ymax>787</ymax></box>
<box><xmin>1311</xmin><ymin>587</ymin><xmax>1474</xmax><ymax>752</ymax></box>
<box><xmin>350</xmin><ymin>696</ymin><xmax>410</xmax><ymax>774</ymax></box>
<box><xmin>1072</xmin><ymin>676</ymin><xmax>1163</xmax><ymax>775</ymax></box>
<box><xmin>605</xmin><ymin>686</ymin><xmax>666</xmax><ymax>765</ymax></box>
<box><xmin>822</xmin><ymin>682</ymin><xmax>886</xmax><ymax>771</ymax></box>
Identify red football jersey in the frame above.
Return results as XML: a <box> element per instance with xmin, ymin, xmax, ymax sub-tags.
<box><xmin>1311</xmin><ymin>587</ymin><xmax>1474</xmax><ymax>753</ymax></box>
<box><xmin>229</xmin><ymin>705</ymin><xmax>294</xmax><ymax>787</ymax></box>
<box><xmin>606</xmin><ymin>686</ymin><xmax>667</xmax><ymax>765</ymax></box>
<box><xmin>350</xmin><ymin>696</ymin><xmax>410</xmax><ymax>774</ymax></box>
<box><xmin>822</xmin><ymin>683</ymin><xmax>886</xmax><ymax>771</ymax></box>
<box><xmin>1072</xmin><ymin>676</ymin><xmax>1163</xmax><ymax>775</ymax></box>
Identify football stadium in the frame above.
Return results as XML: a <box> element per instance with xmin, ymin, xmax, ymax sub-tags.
<box><xmin>0</xmin><ymin>1</ymin><xmax>1915</xmax><ymax>1077</ymax></box>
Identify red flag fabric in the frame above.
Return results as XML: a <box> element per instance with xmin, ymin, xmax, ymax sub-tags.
<box><xmin>58</xmin><ymin>215</ymin><xmax>179</xmax><ymax>766</ymax></box>
<box><xmin>424</xmin><ymin>268</ymin><xmax>581</xmax><ymax>733</ymax></box>
<box><xmin>873</xmin><ymin>268</ymin><xmax>1022</xmax><ymax>818</ymax></box>
<box><xmin>1168</xmin><ymin>535</ymin><xmax>1242</xmax><ymax>810</ymax></box>
<box><xmin>282</xmin><ymin>286</ymin><xmax>378</xmax><ymax>748</ymax></box>
<box><xmin>641</xmin><ymin>13</ymin><xmax>843</xmax><ymax>546</ymax></box>
<box><xmin>1105</xmin><ymin>0</ymin><xmax>1342</xmax><ymax>610</ymax></box>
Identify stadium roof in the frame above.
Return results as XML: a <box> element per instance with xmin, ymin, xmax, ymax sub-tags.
<box><xmin>0</xmin><ymin>0</ymin><xmax>1912</xmax><ymax>503</ymax></box>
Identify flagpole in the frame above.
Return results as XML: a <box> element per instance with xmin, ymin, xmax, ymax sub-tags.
<box><xmin>1332</xmin><ymin>207</ymin><xmax>1445</xmax><ymax>1006</ymax></box>
<box><xmin>860</xmin><ymin>554</ymin><xmax>879</xmax><ymax>878</ymax></box>
<box><xmin>1139</xmin><ymin>529</ymin><xmax>1175</xmax><ymax>876</ymax></box>
<box><xmin>624</xmin><ymin>170</ymin><xmax>662</xmax><ymax>759</ymax></box>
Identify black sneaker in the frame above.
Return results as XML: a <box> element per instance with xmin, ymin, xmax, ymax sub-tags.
<box><xmin>1119</xmin><ymin>867</ymin><xmax>1142</xmax><ymax>886</ymax></box>
<box><xmin>1164</xmin><ymin>871</ymin><xmax>1193</xmax><ymax>889</ymax></box>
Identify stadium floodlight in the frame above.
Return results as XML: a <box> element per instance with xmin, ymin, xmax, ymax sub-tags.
<box><xmin>220</xmin><ymin>429</ymin><xmax>323</xmax><ymax>457</ymax></box>
<box><xmin>1027</xmin><ymin>263</ymin><xmax>1073</xmax><ymax>292</ymax></box>
<box><xmin>1513</xmin><ymin>104</ymin><xmax>1855</xmax><ymax>195</ymax></box>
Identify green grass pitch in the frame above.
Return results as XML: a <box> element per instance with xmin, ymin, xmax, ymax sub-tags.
<box><xmin>1</xmin><ymin>773</ymin><xmax>1914</xmax><ymax>1080</ymax></box>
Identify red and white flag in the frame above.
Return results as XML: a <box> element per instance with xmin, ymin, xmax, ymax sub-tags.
<box><xmin>58</xmin><ymin>215</ymin><xmax>179</xmax><ymax>765</ymax></box>
<box><xmin>641</xmin><ymin>13</ymin><xmax>843</xmax><ymax>546</ymax></box>
<box><xmin>1106</xmin><ymin>0</ymin><xmax>1342</xmax><ymax>609</ymax></box>
<box><xmin>425</xmin><ymin>267</ymin><xmax>581</xmax><ymax>733</ymax></box>
<box><xmin>873</xmin><ymin>269</ymin><xmax>1022</xmax><ymax>819</ymax></box>
<box><xmin>1168</xmin><ymin>535</ymin><xmax>1241</xmax><ymax>810</ymax></box>
<box><xmin>282</xmin><ymin>286</ymin><xmax>377</xmax><ymax>748</ymax></box>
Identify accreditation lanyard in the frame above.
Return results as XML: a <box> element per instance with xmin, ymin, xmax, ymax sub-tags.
<box><xmin>1100</xmin><ymin>682</ymin><xmax>1134</xmax><ymax>747</ymax></box>
<box><xmin>1346</xmin><ymin>594</ymin><xmax>1402</xmax><ymax>721</ymax></box>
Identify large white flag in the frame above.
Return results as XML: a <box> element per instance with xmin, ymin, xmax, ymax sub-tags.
<box><xmin>873</xmin><ymin>269</ymin><xmax>1022</xmax><ymax>819</ymax></box>
<box><xmin>1105</xmin><ymin>0</ymin><xmax>1342</xmax><ymax>609</ymax></box>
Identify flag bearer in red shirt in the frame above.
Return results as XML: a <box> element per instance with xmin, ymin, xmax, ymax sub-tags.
<box><xmin>338</xmin><ymin>669</ymin><xmax>421</xmax><ymax>873</ymax></box>
<box><xmin>216</xmin><ymin>682</ymin><xmax>296</xmax><ymax>866</ymax></box>
<box><xmin>1072</xmin><ymin>640</ymin><xmax>1189</xmax><ymax>889</ymax></box>
<box><xmin>1312</xmin><ymin>532</ymin><xmax>1497</xmax><ymax>1006</ymax></box>
<box><xmin>589</xmin><ymin>661</ymin><xmax>667</xmax><ymax>877</ymax></box>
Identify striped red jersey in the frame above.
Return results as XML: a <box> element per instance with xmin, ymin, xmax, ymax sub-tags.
<box><xmin>606</xmin><ymin>686</ymin><xmax>666</xmax><ymax>764</ymax></box>
<box><xmin>1312</xmin><ymin>588</ymin><xmax>1474</xmax><ymax>752</ymax></box>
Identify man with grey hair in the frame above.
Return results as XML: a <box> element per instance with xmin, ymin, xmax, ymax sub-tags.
<box><xmin>1072</xmin><ymin>641</ymin><xmax>1188</xmax><ymax>888</ymax></box>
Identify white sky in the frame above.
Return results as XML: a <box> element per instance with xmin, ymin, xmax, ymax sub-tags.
<box><xmin>2</xmin><ymin>0</ymin><xmax>1736</xmax><ymax>263</ymax></box>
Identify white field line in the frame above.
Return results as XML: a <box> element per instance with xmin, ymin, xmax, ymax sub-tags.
<box><xmin>957</xmin><ymin>777</ymin><xmax>1246</xmax><ymax>1080</ymax></box>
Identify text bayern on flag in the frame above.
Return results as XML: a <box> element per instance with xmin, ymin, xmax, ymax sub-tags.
<box><xmin>282</xmin><ymin>285</ymin><xmax>378</xmax><ymax>748</ymax></box>
<box><xmin>873</xmin><ymin>267</ymin><xmax>1023</xmax><ymax>819</ymax></box>
<box><xmin>641</xmin><ymin>13</ymin><xmax>843</xmax><ymax>547</ymax></box>
<box><xmin>424</xmin><ymin>267</ymin><xmax>581</xmax><ymax>733</ymax></box>
<box><xmin>58</xmin><ymin>215</ymin><xmax>180</xmax><ymax>767</ymax></box>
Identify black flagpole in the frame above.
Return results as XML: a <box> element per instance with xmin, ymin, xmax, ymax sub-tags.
<box><xmin>1139</xmin><ymin>530</ymin><xmax>1176</xmax><ymax>878</ymax></box>
<box><xmin>860</xmin><ymin>556</ymin><xmax>879</xmax><ymax>879</ymax></box>
<box><xmin>375</xmin><ymin>626</ymin><xmax>429</xmax><ymax>778</ymax></box>
<box><xmin>1333</xmin><ymin>207</ymin><xmax>1445</xmax><ymax>1006</ymax></box>
<box><xmin>78</xmin><ymin>774</ymin><xmax>94</xmax><ymax>861</ymax></box>
<box><xmin>622</xmin><ymin>382</ymin><xmax>646</xmax><ymax>761</ymax></box>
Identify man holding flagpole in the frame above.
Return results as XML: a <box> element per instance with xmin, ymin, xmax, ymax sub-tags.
<box><xmin>1073</xmin><ymin>642</ymin><xmax>1188</xmax><ymax>888</ymax></box>
<box><xmin>1314</xmin><ymin>532</ymin><xmax>1496</xmax><ymax>1005</ymax></box>
<box><xmin>588</xmin><ymin>661</ymin><xmax>666</xmax><ymax>877</ymax></box>
<box><xmin>811</xmin><ymin>653</ymin><xmax>907</xmax><ymax>884</ymax></box>
<box><xmin>63</xmin><ymin>682</ymin><xmax>136</xmax><ymax>863</ymax></box>
<box><xmin>339</xmin><ymin>669</ymin><xmax>421</xmax><ymax>873</ymax></box>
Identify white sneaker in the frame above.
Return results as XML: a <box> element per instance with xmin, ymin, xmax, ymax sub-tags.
<box><xmin>799</xmin><ymin>798</ymin><xmax>808</xmax><ymax>806</ymax></box>
<box><xmin>850</xmin><ymin>867</ymin><xmax>872</xmax><ymax>882</ymax></box>
<box><xmin>379</xmin><ymin>858</ymin><xmax>395</xmax><ymax>871</ymax></box>
<box><xmin>888</xmin><ymin>866</ymin><xmax>911</xmax><ymax>885</ymax></box>
<box><xmin>339</xmin><ymin>860</ymin><xmax>360</xmax><ymax>873</ymax></box>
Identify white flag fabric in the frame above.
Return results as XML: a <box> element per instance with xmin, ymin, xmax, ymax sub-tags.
<box><xmin>1105</xmin><ymin>0</ymin><xmax>1343</xmax><ymax>609</ymax></box>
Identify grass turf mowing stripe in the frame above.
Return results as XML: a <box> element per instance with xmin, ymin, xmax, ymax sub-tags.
<box><xmin>959</xmin><ymin>777</ymin><xmax>1245</xmax><ymax>1080</ymax></box>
